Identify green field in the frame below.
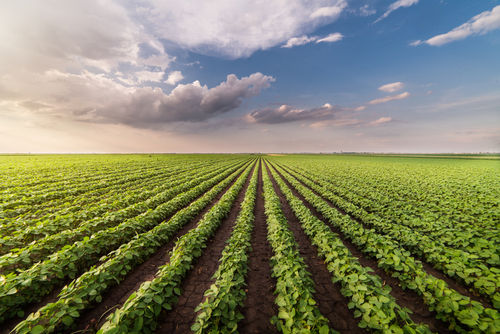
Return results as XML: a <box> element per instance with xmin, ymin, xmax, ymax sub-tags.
<box><xmin>0</xmin><ymin>154</ymin><xmax>498</xmax><ymax>333</ymax></box>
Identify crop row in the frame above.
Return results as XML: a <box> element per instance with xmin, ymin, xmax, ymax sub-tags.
<box><xmin>0</xmin><ymin>158</ymin><xmax>156</xmax><ymax>195</ymax></box>
<box><xmin>277</xmin><ymin>163</ymin><xmax>500</xmax><ymax>306</ymax></box>
<box><xmin>0</xmin><ymin>159</ymin><xmax>211</xmax><ymax>226</ymax></box>
<box><xmin>95</xmin><ymin>160</ymin><xmax>256</xmax><ymax>333</ymax></box>
<box><xmin>0</xmin><ymin>162</ymin><xmax>174</xmax><ymax>214</ymax></box>
<box><xmin>12</xmin><ymin>160</ymin><xmax>256</xmax><ymax>333</ymax></box>
<box><xmin>267</xmin><ymin>161</ymin><xmax>430</xmax><ymax>333</ymax></box>
<box><xmin>0</xmin><ymin>159</ymin><xmax>251</xmax><ymax>323</ymax></box>
<box><xmin>261</xmin><ymin>163</ymin><xmax>332</xmax><ymax>333</ymax></box>
<box><xmin>0</xmin><ymin>159</ymin><xmax>239</xmax><ymax>258</ymax></box>
<box><xmin>285</xmin><ymin>164</ymin><xmax>498</xmax><ymax>266</ymax></box>
<box><xmin>272</xmin><ymin>162</ymin><xmax>500</xmax><ymax>333</ymax></box>
<box><xmin>192</xmin><ymin>161</ymin><xmax>259</xmax><ymax>333</ymax></box>
<box><xmin>288</xmin><ymin>159</ymin><xmax>499</xmax><ymax>241</ymax></box>
<box><xmin>0</xmin><ymin>161</ymin><xmax>242</xmax><ymax>275</ymax></box>
<box><xmin>0</xmin><ymin>160</ymin><xmax>173</xmax><ymax>204</ymax></box>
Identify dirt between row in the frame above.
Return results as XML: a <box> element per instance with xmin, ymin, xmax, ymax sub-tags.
<box><xmin>238</xmin><ymin>162</ymin><xmax>279</xmax><ymax>334</ymax></box>
<box><xmin>155</xmin><ymin>162</ymin><xmax>256</xmax><ymax>332</ymax></box>
<box><xmin>277</xmin><ymin>162</ymin><xmax>492</xmax><ymax>309</ymax></box>
<box><xmin>264</xmin><ymin>161</ymin><xmax>367</xmax><ymax>333</ymax></box>
<box><xmin>268</xmin><ymin>162</ymin><xmax>454</xmax><ymax>333</ymax></box>
<box><xmin>70</xmin><ymin>162</ymin><xmax>252</xmax><ymax>333</ymax></box>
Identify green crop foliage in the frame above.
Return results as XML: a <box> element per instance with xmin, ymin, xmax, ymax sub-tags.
<box><xmin>1</xmin><ymin>153</ymin><xmax>497</xmax><ymax>334</ymax></box>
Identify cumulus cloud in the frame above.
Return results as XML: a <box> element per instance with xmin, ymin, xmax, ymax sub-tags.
<box><xmin>165</xmin><ymin>71</ymin><xmax>184</xmax><ymax>85</ymax></box>
<box><xmin>316</xmin><ymin>33</ymin><xmax>344</xmax><ymax>43</ymax></box>
<box><xmin>369</xmin><ymin>116</ymin><xmax>393</xmax><ymax>126</ymax></box>
<box><xmin>4</xmin><ymin>70</ymin><xmax>274</xmax><ymax>128</ymax></box>
<box><xmin>378</xmin><ymin>82</ymin><xmax>404</xmax><ymax>93</ymax></box>
<box><xmin>247</xmin><ymin>103</ymin><xmax>340</xmax><ymax>124</ymax></box>
<box><xmin>412</xmin><ymin>5</ymin><xmax>500</xmax><ymax>46</ymax></box>
<box><xmin>282</xmin><ymin>32</ymin><xmax>343</xmax><ymax>48</ymax></box>
<box><xmin>369</xmin><ymin>92</ymin><xmax>410</xmax><ymax>105</ymax></box>
<box><xmin>134</xmin><ymin>71</ymin><xmax>165</xmax><ymax>83</ymax></box>
<box><xmin>138</xmin><ymin>0</ymin><xmax>347</xmax><ymax>58</ymax></box>
<box><xmin>375</xmin><ymin>0</ymin><xmax>419</xmax><ymax>23</ymax></box>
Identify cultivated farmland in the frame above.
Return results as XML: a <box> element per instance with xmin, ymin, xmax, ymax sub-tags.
<box><xmin>0</xmin><ymin>154</ymin><xmax>498</xmax><ymax>333</ymax></box>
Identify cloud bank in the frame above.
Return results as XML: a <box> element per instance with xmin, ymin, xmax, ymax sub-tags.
<box><xmin>5</xmin><ymin>71</ymin><xmax>274</xmax><ymax>128</ymax></box>
<box><xmin>139</xmin><ymin>0</ymin><xmax>347</xmax><ymax>58</ymax></box>
<box><xmin>412</xmin><ymin>5</ymin><xmax>500</xmax><ymax>46</ymax></box>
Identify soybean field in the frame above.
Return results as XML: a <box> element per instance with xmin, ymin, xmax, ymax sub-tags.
<box><xmin>0</xmin><ymin>154</ymin><xmax>498</xmax><ymax>333</ymax></box>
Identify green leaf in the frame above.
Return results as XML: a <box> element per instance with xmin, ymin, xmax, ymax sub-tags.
<box><xmin>319</xmin><ymin>325</ymin><xmax>329</xmax><ymax>334</ymax></box>
<box><xmin>31</xmin><ymin>325</ymin><xmax>45</xmax><ymax>334</ymax></box>
<box><xmin>153</xmin><ymin>294</ymin><xmax>163</xmax><ymax>304</ymax></box>
<box><xmin>62</xmin><ymin>315</ymin><xmax>74</xmax><ymax>326</ymax></box>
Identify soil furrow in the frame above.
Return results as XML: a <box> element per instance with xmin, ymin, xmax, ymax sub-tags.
<box><xmin>0</xmin><ymin>283</ymin><xmax>67</xmax><ymax>334</ymax></box>
<box><xmin>238</xmin><ymin>161</ymin><xmax>279</xmax><ymax>334</ymax></box>
<box><xmin>270</xmin><ymin>162</ymin><xmax>453</xmax><ymax>333</ymax></box>
<box><xmin>265</xmin><ymin>162</ymin><xmax>366</xmax><ymax>333</ymax></box>
<box><xmin>155</xmin><ymin>162</ymin><xmax>256</xmax><ymax>333</ymax></box>
<box><xmin>276</xmin><ymin>162</ymin><xmax>491</xmax><ymax>308</ymax></box>
<box><xmin>70</xmin><ymin>164</ymin><xmax>251</xmax><ymax>334</ymax></box>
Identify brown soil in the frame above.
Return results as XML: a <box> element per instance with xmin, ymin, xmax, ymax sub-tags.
<box><xmin>71</xmin><ymin>164</ymin><xmax>250</xmax><ymax>333</ymax></box>
<box><xmin>155</xmin><ymin>163</ymin><xmax>255</xmax><ymax>333</ymax></box>
<box><xmin>268</xmin><ymin>162</ymin><xmax>453</xmax><ymax>333</ymax></box>
<box><xmin>265</xmin><ymin>162</ymin><xmax>367</xmax><ymax>334</ymax></box>
<box><xmin>0</xmin><ymin>282</ymin><xmax>68</xmax><ymax>334</ymax></box>
<box><xmin>275</xmin><ymin>162</ymin><xmax>492</xmax><ymax>309</ymax></box>
<box><xmin>238</xmin><ymin>161</ymin><xmax>279</xmax><ymax>334</ymax></box>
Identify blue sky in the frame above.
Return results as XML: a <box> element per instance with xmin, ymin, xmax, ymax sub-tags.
<box><xmin>0</xmin><ymin>0</ymin><xmax>499</xmax><ymax>152</ymax></box>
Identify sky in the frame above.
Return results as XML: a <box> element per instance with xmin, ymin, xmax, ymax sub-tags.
<box><xmin>0</xmin><ymin>0</ymin><xmax>499</xmax><ymax>153</ymax></box>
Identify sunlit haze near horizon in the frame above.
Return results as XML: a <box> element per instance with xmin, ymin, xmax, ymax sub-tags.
<box><xmin>0</xmin><ymin>0</ymin><xmax>499</xmax><ymax>153</ymax></box>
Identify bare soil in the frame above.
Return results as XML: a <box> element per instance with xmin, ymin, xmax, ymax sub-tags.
<box><xmin>238</xmin><ymin>162</ymin><xmax>279</xmax><ymax>334</ymax></box>
<box><xmin>265</xmin><ymin>162</ymin><xmax>367</xmax><ymax>333</ymax></box>
<box><xmin>71</xmin><ymin>165</ymin><xmax>249</xmax><ymax>333</ymax></box>
<box><xmin>269</xmin><ymin>162</ymin><xmax>453</xmax><ymax>333</ymax></box>
<box><xmin>276</xmin><ymin>162</ymin><xmax>492</xmax><ymax>309</ymax></box>
<box><xmin>155</xmin><ymin>163</ymin><xmax>255</xmax><ymax>333</ymax></box>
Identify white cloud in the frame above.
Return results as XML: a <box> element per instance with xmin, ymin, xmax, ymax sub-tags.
<box><xmin>165</xmin><ymin>71</ymin><xmax>184</xmax><ymax>85</ymax></box>
<box><xmin>247</xmin><ymin>103</ymin><xmax>341</xmax><ymax>124</ymax></box>
<box><xmin>283</xmin><ymin>32</ymin><xmax>343</xmax><ymax>48</ymax></box>
<box><xmin>135</xmin><ymin>71</ymin><xmax>164</xmax><ymax>83</ymax></box>
<box><xmin>310</xmin><ymin>5</ymin><xmax>345</xmax><ymax>19</ymax></box>
<box><xmin>414</xmin><ymin>5</ymin><xmax>500</xmax><ymax>46</ymax></box>
<box><xmin>375</xmin><ymin>0</ymin><xmax>419</xmax><ymax>23</ymax></box>
<box><xmin>369</xmin><ymin>116</ymin><xmax>393</xmax><ymax>126</ymax></box>
<box><xmin>282</xmin><ymin>35</ymin><xmax>318</xmax><ymax>48</ymax></box>
<box><xmin>359</xmin><ymin>5</ymin><xmax>376</xmax><ymax>17</ymax></box>
<box><xmin>310</xmin><ymin>118</ymin><xmax>361</xmax><ymax>128</ymax></box>
<box><xmin>316</xmin><ymin>32</ymin><xmax>344</xmax><ymax>43</ymax></box>
<box><xmin>0</xmin><ymin>1</ymin><xmax>142</xmax><ymax>74</ymax></box>
<box><xmin>378</xmin><ymin>82</ymin><xmax>404</xmax><ymax>93</ymax></box>
<box><xmin>138</xmin><ymin>0</ymin><xmax>347</xmax><ymax>58</ymax></box>
<box><xmin>140</xmin><ymin>54</ymin><xmax>175</xmax><ymax>71</ymax></box>
<box><xmin>3</xmin><ymin>70</ymin><xmax>274</xmax><ymax>128</ymax></box>
<box><xmin>369</xmin><ymin>91</ymin><xmax>410</xmax><ymax>105</ymax></box>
